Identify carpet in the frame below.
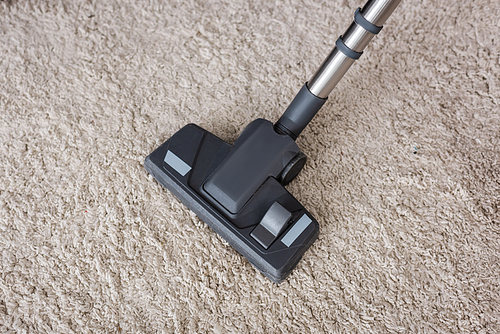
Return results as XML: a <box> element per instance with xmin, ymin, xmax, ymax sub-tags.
<box><xmin>1</xmin><ymin>0</ymin><xmax>499</xmax><ymax>332</ymax></box>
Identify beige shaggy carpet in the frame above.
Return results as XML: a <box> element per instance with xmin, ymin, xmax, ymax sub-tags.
<box><xmin>1</xmin><ymin>0</ymin><xmax>499</xmax><ymax>332</ymax></box>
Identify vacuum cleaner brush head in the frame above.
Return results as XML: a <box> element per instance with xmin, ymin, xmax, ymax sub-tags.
<box><xmin>145</xmin><ymin>120</ymin><xmax>319</xmax><ymax>283</ymax></box>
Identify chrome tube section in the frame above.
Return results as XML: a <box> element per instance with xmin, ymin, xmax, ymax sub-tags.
<box><xmin>307</xmin><ymin>49</ymin><xmax>355</xmax><ymax>101</ymax></box>
<box><xmin>308</xmin><ymin>0</ymin><xmax>402</xmax><ymax>98</ymax></box>
<box><xmin>343</xmin><ymin>21</ymin><xmax>375</xmax><ymax>52</ymax></box>
<box><xmin>361</xmin><ymin>0</ymin><xmax>402</xmax><ymax>26</ymax></box>
<box><xmin>274</xmin><ymin>0</ymin><xmax>402</xmax><ymax>139</ymax></box>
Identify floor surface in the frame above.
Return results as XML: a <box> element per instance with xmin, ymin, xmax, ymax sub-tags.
<box><xmin>1</xmin><ymin>0</ymin><xmax>499</xmax><ymax>332</ymax></box>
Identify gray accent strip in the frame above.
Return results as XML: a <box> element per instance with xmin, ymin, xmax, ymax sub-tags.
<box><xmin>335</xmin><ymin>37</ymin><xmax>363</xmax><ymax>60</ymax></box>
<box><xmin>164</xmin><ymin>150</ymin><xmax>191</xmax><ymax>176</ymax></box>
<box><xmin>354</xmin><ymin>8</ymin><xmax>383</xmax><ymax>34</ymax></box>
<box><xmin>281</xmin><ymin>214</ymin><xmax>312</xmax><ymax>247</ymax></box>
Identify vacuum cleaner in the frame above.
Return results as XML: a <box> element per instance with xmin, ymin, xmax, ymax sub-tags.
<box><xmin>145</xmin><ymin>0</ymin><xmax>402</xmax><ymax>283</ymax></box>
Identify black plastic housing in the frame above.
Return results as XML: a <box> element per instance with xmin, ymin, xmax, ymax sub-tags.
<box><xmin>145</xmin><ymin>120</ymin><xmax>319</xmax><ymax>283</ymax></box>
<box><xmin>275</xmin><ymin>83</ymin><xmax>327</xmax><ymax>139</ymax></box>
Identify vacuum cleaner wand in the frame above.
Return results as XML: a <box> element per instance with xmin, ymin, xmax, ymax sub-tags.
<box><xmin>275</xmin><ymin>0</ymin><xmax>402</xmax><ymax>139</ymax></box>
<box><xmin>145</xmin><ymin>0</ymin><xmax>402</xmax><ymax>283</ymax></box>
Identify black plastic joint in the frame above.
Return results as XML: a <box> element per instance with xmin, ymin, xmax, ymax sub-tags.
<box><xmin>274</xmin><ymin>122</ymin><xmax>296</xmax><ymax>140</ymax></box>
<box><xmin>354</xmin><ymin>8</ymin><xmax>383</xmax><ymax>34</ymax></box>
<box><xmin>335</xmin><ymin>37</ymin><xmax>363</xmax><ymax>60</ymax></box>
<box><xmin>275</xmin><ymin>83</ymin><xmax>327</xmax><ymax>140</ymax></box>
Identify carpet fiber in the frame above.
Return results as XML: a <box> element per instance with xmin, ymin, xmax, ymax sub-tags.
<box><xmin>1</xmin><ymin>0</ymin><xmax>499</xmax><ymax>332</ymax></box>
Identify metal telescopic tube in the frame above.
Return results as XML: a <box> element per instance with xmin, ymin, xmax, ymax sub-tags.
<box><xmin>275</xmin><ymin>0</ymin><xmax>402</xmax><ymax>139</ymax></box>
<box><xmin>308</xmin><ymin>0</ymin><xmax>403</xmax><ymax>98</ymax></box>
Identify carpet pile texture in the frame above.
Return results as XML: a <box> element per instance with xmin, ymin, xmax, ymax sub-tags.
<box><xmin>1</xmin><ymin>0</ymin><xmax>499</xmax><ymax>332</ymax></box>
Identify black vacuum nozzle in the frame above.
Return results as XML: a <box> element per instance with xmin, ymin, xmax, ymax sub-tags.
<box><xmin>145</xmin><ymin>119</ymin><xmax>319</xmax><ymax>283</ymax></box>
